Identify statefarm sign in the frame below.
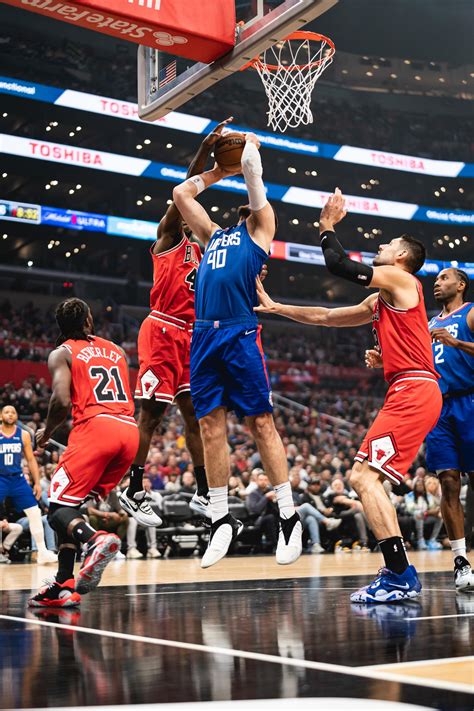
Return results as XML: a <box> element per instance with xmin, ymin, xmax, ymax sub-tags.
<box><xmin>1</xmin><ymin>0</ymin><xmax>236</xmax><ymax>63</ymax></box>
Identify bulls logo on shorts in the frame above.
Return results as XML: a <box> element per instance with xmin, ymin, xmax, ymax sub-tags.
<box><xmin>140</xmin><ymin>369</ymin><xmax>161</xmax><ymax>399</ymax></box>
<box><xmin>369</xmin><ymin>434</ymin><xmax>397</xmax><ymax>468</ymax></box>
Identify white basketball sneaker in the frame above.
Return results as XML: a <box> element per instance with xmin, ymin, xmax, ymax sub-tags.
<box><xmin>276</xmin><ymin>512</ymin><xmax>302</xmax><ymax>565</ymax></box>
<box><xmin>454</xmin><ymin>556</ymin><xmax>474</xmax><ymax>593</ymax></box>
<box><xmin>119</xmin><ymin>488</ymin><xmax>162</xmax><ymax>527</ymax></box>
<box><xmin>190</xmin><ymin>492</ymin><xmax>211</xmax><ymax>519</ymax></box>
<box><xmin>37</xmin><ymin>549</ymin><xmax>58</xmax><ymax>565</ymax></box>
<box><xmin>201</xmin><ymin>513</ymin><xmax>243</xmax><ymax>569</ymax></box>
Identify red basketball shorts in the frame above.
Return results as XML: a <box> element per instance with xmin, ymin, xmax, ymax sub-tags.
<box><xmin>135</xmin><ymin>312</ymin><xmax>193</xmax><ymax>404</ymax></box>
<box><xmin>354</xmin><ymin>373</ymin><xmax>442</xmax><ymax>484</ymax></box>
<box><xmin>49</xmin><ymin>414</ymin><xmax>139</xmax><ymax>506</ymax></box>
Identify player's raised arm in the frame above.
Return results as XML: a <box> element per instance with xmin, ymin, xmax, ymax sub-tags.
<box><xmin>254</xmin><ymin>276</ymin><xmax>376</xmax><ymax>327</ymax></box>
<box><xmin>36</xmin><ymin>348</ymin><xmax>72</xmax><ymax>448</ymax></box>
<box><xmin>318</xmin><ymin>189</ymin><xmax>422</xmax><ymax>305</ymax></box>
<box><xmin>173</xmin><ymin>163</ymin><xmax>236</xmax><ymax>246</ymax></box>
<box><xmin>242</xmin><ymin>133</ymin><xmax>275</xmax><ymax>253</ymax></box>
<box><xmin>156</xmin><ymin>117</ymin><xmax>233</xmax><ymax>251</ymax></box>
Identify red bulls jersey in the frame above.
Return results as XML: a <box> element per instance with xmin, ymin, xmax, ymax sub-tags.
<box><xmin>149</xmin><ymin>237</ymin><xmax>201</xmax><ymax>323</ymax></box>
<box><xmin>372</xmin><ymin>278</ymin><xmax>438</xmax><ymax>383</ymax></box>
<box><xmin>61</xmin><ymin>335</ymin><xmax>135</xmax><ymax>426</ymax></box>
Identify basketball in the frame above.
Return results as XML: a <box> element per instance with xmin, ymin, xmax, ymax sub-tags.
<box><xmin>214</xmin><ymin>131</ymin><xmax>246</xmax><ymax>171</ymax></box>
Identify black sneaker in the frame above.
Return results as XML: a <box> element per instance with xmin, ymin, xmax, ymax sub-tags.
<box><xmin>201</xmin><ymin>513</ymin><xmax>243</xmax><ymax>568</ymax></box>
<box><xmin>28</xmin><ymin>578</ymin><xmax>81</xmax><ymax>608</ymax></box>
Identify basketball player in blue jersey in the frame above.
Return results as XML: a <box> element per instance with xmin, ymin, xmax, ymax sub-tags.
<box><xmin>0</xmin><ymin>405</ymin><xmax>57</xmax><ymax>565</ymax></box>
<box><xmin>173</xmin><ymin>132</ymin><xmax>302</xmax><ymax>568</ymax></box>
<box><xmin>426</xmin><ymin>267</ymin><xmax>474</xmax><ymax>593</ymax></box>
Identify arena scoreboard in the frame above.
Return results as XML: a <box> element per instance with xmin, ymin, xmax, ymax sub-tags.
<box><xmin>0</xmin><ymin>199</ymin><xmax>41</xmax><ymax>224</ymax></box>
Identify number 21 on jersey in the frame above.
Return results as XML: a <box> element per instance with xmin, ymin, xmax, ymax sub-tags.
<box><xmin>89</xmin><ymin>366</ymin><xmax>128</xmax><ymax>402</ymax></box>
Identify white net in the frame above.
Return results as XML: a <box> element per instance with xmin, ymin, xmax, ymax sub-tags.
<box><xmin>252</xmin><ymin>34</ymin><xmax>334</xmax><ymax>133</ymax></box>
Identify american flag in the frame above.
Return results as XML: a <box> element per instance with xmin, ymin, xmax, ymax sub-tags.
<box><xmin>158</xmin><ymin>60</ymin><xmax>177</xmax><ymax>89</ymax></box>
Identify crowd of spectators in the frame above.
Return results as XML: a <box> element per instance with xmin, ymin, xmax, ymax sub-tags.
<box><xmin>1</xmin><ymin>29</ymin><xmax>473</xmax><ymax>160</ymax></box>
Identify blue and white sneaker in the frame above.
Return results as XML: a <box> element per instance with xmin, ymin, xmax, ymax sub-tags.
<box><xmin>427</xmin><ymin>539</ymin><xmax>443</xmax><ymax>550</ymax></box>
<box><xmin>350</xmin><ymin>565</ymin><xmax>422</xmax><ymax>603</ymax></box>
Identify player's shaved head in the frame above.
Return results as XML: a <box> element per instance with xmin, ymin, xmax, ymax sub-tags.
<box><xmin>55</xmin><ymin>298</ymin><xmax>94</xmax><ymax>346</ymax></box>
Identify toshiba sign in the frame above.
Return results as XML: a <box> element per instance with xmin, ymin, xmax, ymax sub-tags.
<box><xmin>1</xmin><ymin>0</ymin><xmax>236</xmax><ymax>63</ymax></box>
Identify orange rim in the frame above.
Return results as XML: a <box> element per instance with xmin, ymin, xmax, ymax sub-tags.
<box><xmin>241</xmin><ymin>31</ymin><xmax>335</xmax><ymax>72</ymax></box>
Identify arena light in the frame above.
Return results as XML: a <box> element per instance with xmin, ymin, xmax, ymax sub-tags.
<box><xmin>390</xmin><ymin>73</ymin><xmax>397</xmax><ymax>79</ymax></box>
<box><xmin>144</xmin><ymin>195</ymin><xmax>152</xmax><ymax>202</ymax></box>
<box><xmin>81</xmin><ymin>243</ymin><xmax>86</xmax><ymax>249</ymax></box>
<box><xmin>287</xmin><ymin>167</ymin><xmax>296</xmax><ymax>173</ymax></box>
<box><xmin>2</xmin><ymin>173</ymin><xmax>7</xmax><ymax>178</ymax></box>
<box><xmin>144</xmin><ymin>139</ymin><xmax>151</xmax><ymax>145</ymax></box>
<box><xmin>65</xmin><ymin>251</ymin><xmax>71</xmax><ymax>258</ymax></box>
<box><xmin>463</xmin><ymin>236</ymin><xmax>468</xmax><ymax>242</ymax></box>
<box><xmin>414</xmin><ymin>76</ymin><xmax>421</xmax><ymax>81</ymax></box>
<box><xmin>27</xmin><ymin>260</ymin><xmax>33</xmax><ymax>267</ymax></box>
<box><xmin>51</xmin><ymin>180</ymin><xmax>58</xmax><ymax>186</ymax></box>
<box><xmin>439</xmin><ymin>78</ymin><xmax>446</xmax><ymax>83</ymax></box>
<box><xmin>76</xmin><ymin>184</ymin><xmax>82</xmax><ymax>190</ymax></box>
<box><xmin>2</xmin><ymin>233</ymin><xmax>7</xmax><ymax>239</ymax></box>
<box><xmin>166</xmin><ymin>143</ymin><xmax>173</xmax><ymax>149</ymax></box>
<box><xmin>440</xmin><ymin>186</ymin><xmax>446</xmax><ymax>192</ymax></box>
<box><xmin>76</xmin><ymin>126</ymin><xmax>82</xmax><ymax>131</ymax></box>
<box><xmin>136</xmin><ymin>144</ymin><xmax>143</xmax><ymax>150</ymax></box>
<box><xmin>459</xmin><ymin>188</ymin><xmax>464</xmax><ymax>193</ymax></box>
<box><xmin>69</xmin><ymin>189</ymin><xmax>75</xmax><ymax>195</ymax></box>
<box><xmin>2</xmin><ymin>112</ymin><xmax>7</xmax><ymax>118</ymax></box>
<box><xmin>136</xmin><ymin>200</ymin><xmax>143</xmax><ymax>206</ymax></box>
<box><xmin>69</xmin><ymin>131</ymin><xmax>75</xmax><ymax>137</ymax></box>
<box><xmin>366</xmin><ymin>71</ymin><xmax>373</xmax><ymax>77</ymax></box>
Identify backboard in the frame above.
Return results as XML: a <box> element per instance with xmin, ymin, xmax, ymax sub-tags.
<box><xmin>137</xmin><ymin>0</ymin><xmax>338</xmax><ymax>121</ymax></box>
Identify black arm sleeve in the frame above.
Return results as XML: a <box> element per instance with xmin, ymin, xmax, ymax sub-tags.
<box><xmin>320</xmin><ymin>230</ymin><xmax>374</xmax><ymax>285</ymax></box>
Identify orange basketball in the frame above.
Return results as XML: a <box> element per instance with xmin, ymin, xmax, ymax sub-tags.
<box><xmin>214</xmin><ymin>131</ymin><xmax>245</xmax><ymax>171</ymax></box>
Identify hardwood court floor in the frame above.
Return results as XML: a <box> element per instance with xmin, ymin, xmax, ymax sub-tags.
<box><xmin>0</xmin><ymin>551</ymin><xmax>473</xmax><ymax>710</ymax></box>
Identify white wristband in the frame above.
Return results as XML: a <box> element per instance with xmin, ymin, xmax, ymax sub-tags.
<box><xmin>184</xmin><ymin>175</ymin><xmax>206</xmax><ymax>196</ymax></box>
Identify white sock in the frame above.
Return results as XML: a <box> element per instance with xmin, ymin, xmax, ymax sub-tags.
<box><xmin>274</xmin><ymin>482</ymin><xmax>295</xmax><ymax>520</ymax></box>
<box><xmin>209</xmin><ymin>486</ymin><xmax>228</xmax><ymax>524</ymax></box>
<box><xmin>450</xmin><ymin>538</ymin><xmax>467</xmax><ymax>562</ymax></box>
<box><xmin>24</xmin><ymin>506</ymin><xmax>47</xmax><ymax>553</ymax></box>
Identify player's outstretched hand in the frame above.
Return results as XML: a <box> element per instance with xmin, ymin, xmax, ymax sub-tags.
<box><xmin>203</xmin><ymin>117</ymin><xmax>234</xmax><ymax>147</ymax></box>
<box><xmin>320</xmin><ymin>187</ymin><xmax>347</xmax><ymax>229</ymax></box>
<box><xmin>35</xmin><ymin>428</ymin><xmax>50</xmax><ymax>449</ymax></box>
<box><xmin>365</xmin><ymin>348</ymin><xmax>383</xmax><ymax>369</ymax></box>
<box><xmin>254</xmin><ymin>276</ymin><xmax>279</xmax><ymax>313</ymax></box>
<box><xmin>245</xmin><ymin>132</ymin><xmax>261</xmax><ymax>149</ymax></box>
<box><xmin>430</xmin><ymin>327</ymin><xmax>458</xmax><ymax>347</ymax></box>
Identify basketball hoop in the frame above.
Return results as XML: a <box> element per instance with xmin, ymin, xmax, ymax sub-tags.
<box><xmin>243</xmin><ymin>31</ymin><xmax>335</xmax><ymax>133</ymax></box>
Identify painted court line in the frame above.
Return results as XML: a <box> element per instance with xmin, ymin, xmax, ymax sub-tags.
<box><xmin>361</xmin><ymin>654</ymin><xmax>474</xmax><ymax>670</ymax></box>
<box><xmin>0</xmin><ymin>614</ymin><xmax>471</xmax><ymax>695</ymax></box>
<box><xmin>125</xmin><ymin>586</ymin><xmax>355</xmax><ymax>596</ymax></box>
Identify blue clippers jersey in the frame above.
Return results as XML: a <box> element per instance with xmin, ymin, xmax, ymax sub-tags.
<box><xmin>194</xmin><ymin>221</ymin><xmax>268</xmax><ymax>321</ymax></box>
<box><xmin>0</xmin><ymin>426</ymin><xmax>23</xmax><ymax>476</ymax></box>
<box><xmin>429</xmin><ymin>302</ymin><xmax>474</xmax><ymax>395</ymax></box>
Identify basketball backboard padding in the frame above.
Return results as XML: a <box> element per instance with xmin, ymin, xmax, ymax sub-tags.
<box><xmin>138</xmin><ymin>0</ymin><xmax>338</xmax><ymax>122</ymax></box>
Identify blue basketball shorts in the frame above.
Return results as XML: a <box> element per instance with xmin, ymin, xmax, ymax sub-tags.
<box><xmin>0</xmin><ymin>473</ymin><xmax>37</xmax><ymax>511</ymax></box>
<box><xmin>190</xmin><ymin>318</ymin><xmax>273</xmax><ymax>420</ymax></box>
<box><xmin>425</xmin><ymin>393</ymin><xmax>474</xmax><ymax>473</ymax></box>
